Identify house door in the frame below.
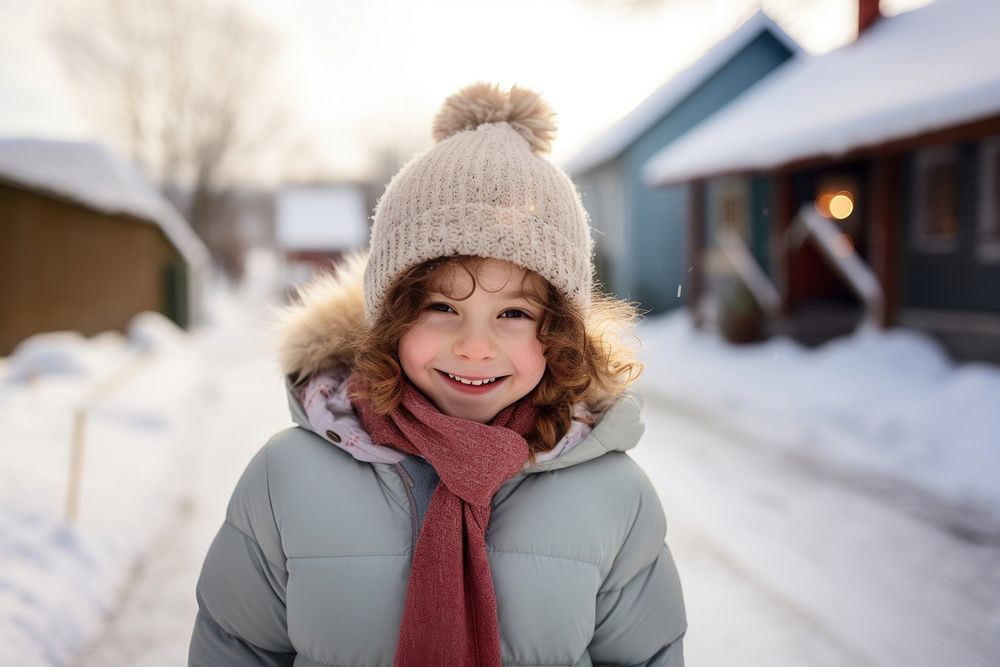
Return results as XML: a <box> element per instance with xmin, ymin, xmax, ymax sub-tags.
<box><xmin>161</xmin><ymin>260</ymin><xmax>189</xmax><ymax>329</ymax></box>
<box><xmin>788</xmin><ymin>166</ymin><xmax>869</xmax><ymax>308</ymax></box>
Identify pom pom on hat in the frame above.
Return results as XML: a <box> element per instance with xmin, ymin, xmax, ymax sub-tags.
<box><xmin>432</xmin><ymin>82</ymin><xmax>557</xmax><ymax>155</ymax></box>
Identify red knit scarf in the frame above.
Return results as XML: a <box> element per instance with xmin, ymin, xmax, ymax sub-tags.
<box><xmin>349</xmin><ymin>374</ymin><xmax>536</xmax><ymax>666</ymax></box>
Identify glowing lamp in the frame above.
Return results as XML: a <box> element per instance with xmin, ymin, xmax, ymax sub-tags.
<box><xmin>829</xmin><ymin>191</ymin><xmax>855</xmax><ymax>219</ymax></box>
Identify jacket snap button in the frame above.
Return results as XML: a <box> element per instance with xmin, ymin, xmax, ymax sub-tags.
<box><xmin>325</xmin><ymin>430</ymin><xmax>342</xmax><ymax>443</ymax></box>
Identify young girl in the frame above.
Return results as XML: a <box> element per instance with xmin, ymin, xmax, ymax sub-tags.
<box><xmin>189</xmin><ymin>82</ymin><xmax>687</xmax><ymax>666</ymax></box>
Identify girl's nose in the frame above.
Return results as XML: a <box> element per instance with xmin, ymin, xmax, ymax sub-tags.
<box><xmin>453</xmin><ymin>325</ymin><xmax>498</xmax><ymax>361</ymax></box>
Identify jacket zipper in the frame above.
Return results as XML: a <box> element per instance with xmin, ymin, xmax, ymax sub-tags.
<box><xmin>392</xmin><ymin>462</ymin><xmax>419</xmax><ymax>557</ymax></box>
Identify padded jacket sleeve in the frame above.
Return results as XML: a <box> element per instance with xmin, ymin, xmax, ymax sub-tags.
<box><xmin>189</xmin><ymin>442</ymin><xmax>297</xmax><ymax>666</ymax></box>
<box><xmin>588</xmin><ymin>462</ymin><xmax>687</xmax><ymax>666</ymax></box>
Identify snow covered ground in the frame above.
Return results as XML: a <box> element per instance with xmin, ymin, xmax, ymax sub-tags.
<box><xmin>73</xmin><ymin>288</ymin><xmax>290</xmax><ymax>667</ymax></box>
<box><xmin>633</xmin><ymin>402</ymin><xmax>1000</xmax><ymax>666</ymax></box>
<box><xmin>0</xmin><ymin>316</ymin><xmax>211</xmax><ymax>666</ymax></box>
<box><xmin>639</xmin><ymin>313</ymin><xmax>1000</xmax><ymax>518</ymax></box>
<box><xmin>0</xmin><ymin>256</ymin><xmax>289</xmax><ymax>666</ymax></box>
<box><xmin>2</xmin><ymin>261</ymin><xmax>998</xmax><ymax>665</ymax></box>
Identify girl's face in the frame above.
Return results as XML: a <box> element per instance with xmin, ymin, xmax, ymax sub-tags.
<box><xmin>398</xmin><ymin>258</ymin><xmax>547</xmax><ymax>424</ymax></box>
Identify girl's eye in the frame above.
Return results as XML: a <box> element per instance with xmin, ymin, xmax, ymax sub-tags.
<box><xmin>499</xmin><ymin>309</ymin><xmax>531</xmax><ymax>319</ymax></box>
<box><xmin>428</xmin><ymin>302</ymin><xmax>455</xmax><ymax>313</ymax></box>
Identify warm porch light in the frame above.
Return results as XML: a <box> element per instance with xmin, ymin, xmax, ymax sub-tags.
<box><xmin>814</xmin><ymin>189</ymin><xmax>855</xmax><ymax>219</ymax></box>
<box><xmin>829</xmin><ymin>191</ymin><xmax>855</xmax><ymax>219</ymax></box>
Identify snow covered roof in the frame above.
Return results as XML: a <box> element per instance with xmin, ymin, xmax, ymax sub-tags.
<box><xmin>643</xmin><ymin>0</ymin><xmax>1000</xmax><ymax>186</ymax></box>
<box><xmin>564</xmin><ymin>11</ymin><xmax>802</xmax><ymax>176</ymax></box>
<box><xmin>0</xmin><ymin>138</ymin><xmax>210</xmax><ymax>270</ymax></box>
<box><xmin>275</xmin><ymin>184</ymin><xmax>369</xmax><ymax>251</ymax></box>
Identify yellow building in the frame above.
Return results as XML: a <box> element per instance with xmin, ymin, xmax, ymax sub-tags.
<box><xmin>0</xmin><ymin>139</ymin><xmax>210</xmax><ymax>355</ymax></box>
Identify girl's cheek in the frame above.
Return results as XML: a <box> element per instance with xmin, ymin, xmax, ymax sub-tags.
<box><xmin>497</xmin><ymin>318</ymin><xmax>541</xmax><ymax>336</ymax></box>
<box><xmin>402</xmin><ymin>327</ymin><xmax>435</xmax><ymax>354</ymax></box>
<box><xmin>416</xmin><ymin>315</ymin><xmax>455</xmax><ymax>333</ymax></box>
<box><xmin>524</xmin><ymin>339</ymin><xmax>548</xmax><ymax>372</ymax></box>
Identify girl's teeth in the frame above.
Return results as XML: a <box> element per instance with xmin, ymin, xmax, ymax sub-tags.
<box><xmin>447</xmin><ymin>372</ymin><xmax>497</xmax><ymax>386</ymax></box>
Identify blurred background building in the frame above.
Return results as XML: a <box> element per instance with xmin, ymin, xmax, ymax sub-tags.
<box><xmin>274</xmin><ymin>183</ymin><xmax>370</xmax><ymax>290</ymax></box>
<box><xmin>0</xmin><ymin>138</ymin><xmax>210</xmax><ymax>356</ymax></box>
<box><xmin>569</xmin><ymin>0</ymin><xmax>1000</xmax><ymax>362</ymax></box>
<box><xmin>566</xmin><ymin>11</ymin><xmax>801</xmax><ymax>314</ymax></box>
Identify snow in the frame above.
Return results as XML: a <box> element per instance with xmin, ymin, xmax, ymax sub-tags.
<box><xmin>126</xmin><ymin>312</ymin><xmax>188</xmax><ymax>353</ymax></box>
<box><xmin>642</xmin><ymin>0</ymin><xmax>1000</xmax><ymax>185</ymax></box>
<box><xmin>5</xmin><ymin>332</ymin><xmax>123</xmax><ymax>384</ymax></box>
<box><xmin>0</xmin><ymin>313</ymin><xmax>210</xmax><ymax>666</ymax></box>
<box><xmin>275</xmin><ymin>184</ymin><xmax>370</xmax><ymax>251</ymax></box>
<box><xmin>563</xmin><ymin>10</ymin><xmax>802</xmax><ymax>176</ymax></box>
<box><xmin>0</xmin><ymin>138</ymin><xmax>210</xmax><ymax>271</ymax></box>
<box><xmin>633</xmin><ymin>405</ymin><xmax>1000</xmax><ymax>666</ymax></box>
<box><xmin>638</xmin><ymin>310</ymin><xmax>1000</xmax><ymax>514</ymax></box>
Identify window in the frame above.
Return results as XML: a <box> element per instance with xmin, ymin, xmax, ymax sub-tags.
<box><xmin>913</xmin><ymin>146</ymin><xmax>959</xmax><ymax>251</ymax></box>
<box><xmin>704</xmin><ymin>177</ymin><xmax>750</xmax><ymax>281</ymax></box>
<box><xmin>978</xmin><ymin>137</ymin><xmax>1000</xmax><ymax>262</ymax></box>
<box><xmin>711</xmin><ymin>176</ymin><xmax>749</xmax><ymax>240</ymax></box>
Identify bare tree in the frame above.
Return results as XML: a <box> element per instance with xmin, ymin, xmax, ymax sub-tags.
<box><xmin>51</xmin><ymin>0</ymin><xmax>294</xmax><ymax>279</ymax></box>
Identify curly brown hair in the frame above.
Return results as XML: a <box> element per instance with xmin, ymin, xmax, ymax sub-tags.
<box><xmin>351</xmin><ymin>256</ymin><xmax>643</xmax><ymax>462</ymax></box>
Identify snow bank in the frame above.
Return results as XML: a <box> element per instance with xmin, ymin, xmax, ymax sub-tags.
<box><xmin>0</xmin><ymin>315</ymin><xmax>210</xmax><ymax>666</ymax></box>
<box><xmin>5</xmin><ymin>331</ymin><xmax>128</xmax><ymax>383</ymax></box>
<box><xmin>127</xmin><ymin>311</ymin><xmax>186</xmax><ymax>352</ymax></box>
<box><xmin>639</xmin><ymin>311</ymin><xmax>1000</xmax><ymax>514</ymax></box>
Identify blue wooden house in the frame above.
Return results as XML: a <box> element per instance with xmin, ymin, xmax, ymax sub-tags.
<box><xmin>564</xmin><ymin>11</ymin><xmax>801</xmax><ymax>314</ymax></box>
<box><xmin>643</xmin><ymin>0</ymin><xmax>1000</xmax><ymax>361</ymax></box>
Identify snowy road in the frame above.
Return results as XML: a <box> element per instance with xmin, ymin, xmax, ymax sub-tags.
<box><xmin>633</xmin><ymin>395</ymin><xmax>1000</xmax><ymax>667</ymax></box>
<box><xmin>73</xmin><ymin>304</ymin><xmax>291</xmax><ymax>667</ymax></box>
<box><xmin>72</xmin><ymin>334</ymin><xmax>1000</xmax><ymax>666</ymax></box>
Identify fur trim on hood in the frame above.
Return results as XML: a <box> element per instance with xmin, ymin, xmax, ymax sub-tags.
<box><xmin>276</xmin><ymin>251</ymin><xmax>369</xmax><ymax>384</ymax></box>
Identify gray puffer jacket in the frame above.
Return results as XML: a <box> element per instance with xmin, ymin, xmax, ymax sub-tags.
<box><xmin>189</xmin><ymin>255</ymin><xmax>687</xmax><ymax>666</ymax></box>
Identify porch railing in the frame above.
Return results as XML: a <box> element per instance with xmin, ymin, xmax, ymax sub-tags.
<box><xmin>785</xmin><ymin>203</ymin><xmax>884</xmax><ymax>327</ymax></box>
<box><xmin>716</xmin><ymin>229</ymin><xmax>782</xmax><ymax>316</ymax></box>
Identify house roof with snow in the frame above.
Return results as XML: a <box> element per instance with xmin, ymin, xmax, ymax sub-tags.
<box><xmin>275</xmin><ymin>184</ymin><xmax>369</xmax><ymax>252</ymax></box>
<box><xmin>0</xmin><ymin>138</ymin><xmax>210</xmax><ymax>270</ymax></box>
<box><xmin>563</xmin><ymin>10</ymin><xmax>802</xmax><ymax>176</ymax></box>
<box><xmin>642</xmin><ymin>0</ymin><xmax>1000</xmax><ymax>186</ymax></box>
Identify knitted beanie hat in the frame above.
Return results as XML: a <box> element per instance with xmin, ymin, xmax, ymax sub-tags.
<box><xmin>363</xmin><ymin>82</ymin><xmax>594</xmax><ymax>323</ymax></box>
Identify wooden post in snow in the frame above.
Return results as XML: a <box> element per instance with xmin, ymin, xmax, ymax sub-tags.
<box><xmin>65</xmin><ymin>410</ymin><xmax>87</xmax><ymax>522</ymax></box>
<box><xmin>64</xmin><ymin>350</ymin><xmax>153</xmax><ymax>523</ymax></box>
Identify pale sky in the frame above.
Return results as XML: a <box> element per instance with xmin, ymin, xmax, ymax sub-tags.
<box><xmin>0</xmin><ymin>0</ymin><xmax>930</xmax><ymax>183</ymax></box>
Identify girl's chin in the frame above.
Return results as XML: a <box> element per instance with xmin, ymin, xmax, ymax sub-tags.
<box><xmin>439</xmin><ymin>404</ymin><xmax>499</xmax><ymax>424</ymax></box>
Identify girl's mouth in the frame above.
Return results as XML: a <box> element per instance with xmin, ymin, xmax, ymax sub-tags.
<box><xmin>437</xmin><ymin>370</ymin><xmax>509</xmax><ymax>394</ymax></box>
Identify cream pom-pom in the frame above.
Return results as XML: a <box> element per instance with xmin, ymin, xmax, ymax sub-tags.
<box><xmin>431</xmin><ymin>82</ymin><xmax>557</xmax><ymax>154</ymax></box>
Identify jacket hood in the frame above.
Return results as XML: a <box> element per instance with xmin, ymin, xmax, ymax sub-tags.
<box><xmin>275</xmin><ymin>252</ymin><xmax>645</xmax><ymax>475</ymax></box>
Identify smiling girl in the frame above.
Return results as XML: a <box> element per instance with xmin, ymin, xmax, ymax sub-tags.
<box><xmin>189</xmin><ymin>83</ymin><xmax>686</xmax><ymax>666</ymax></box>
